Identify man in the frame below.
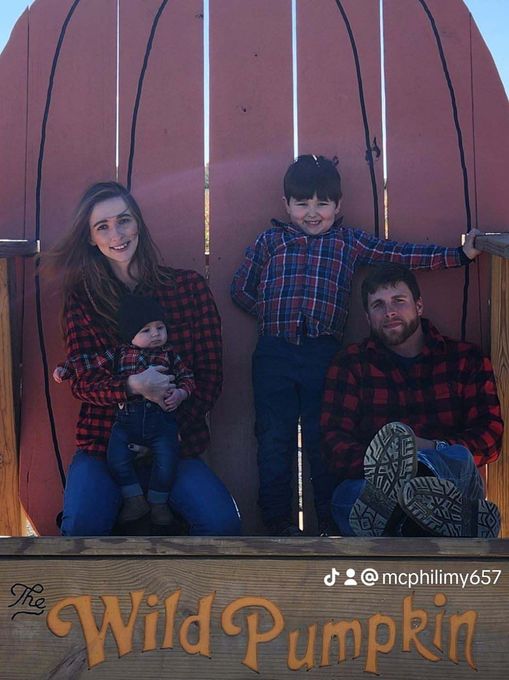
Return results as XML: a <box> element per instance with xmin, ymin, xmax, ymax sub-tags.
<box><xmin>321</xmin><ymin>263</ymin><xmax>503</xmax><ymax>537</ymax></box>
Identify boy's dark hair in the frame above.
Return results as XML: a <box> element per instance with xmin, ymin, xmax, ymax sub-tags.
<box><xmin>361</xmin><ymin>264</ymin><xmax>421</xmax><ymax>311</ymax></box>
<box><xmin>284</xmin><ymin>155</ymin><xmax>342</xmax><ymax>204</ymax></box>
<box><xmin>117</xmin><ymin>294</ymin><xmax>167</xmax><ymax>343</ymax></box>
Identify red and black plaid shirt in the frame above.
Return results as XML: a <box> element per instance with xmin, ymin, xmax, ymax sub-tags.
<box><xmin>112</xmin><ymin>344</ymin><xmax>195</xmax><ymax>398</ymax></box>
<box><xmin>65</xmin><ymin>269</ymin><xmax>222</xmax><ymax>457</ymax></box>
<box><xmin>321</xmin><ymin>319</ymin><xmax>503</xmax><ymax>479</ymax></box>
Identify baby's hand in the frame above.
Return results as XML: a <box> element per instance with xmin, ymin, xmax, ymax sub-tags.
<box><xmin>52</xmin><ymin>366</ymin><xmax>67</xmax><ymax>383</ymax></box>
<box><xmin>164</xmin><ymin>387</ymin><xmax>188</xmax><ymax>411</ymax></box>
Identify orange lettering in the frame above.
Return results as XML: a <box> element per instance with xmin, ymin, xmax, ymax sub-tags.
<box><xmin>365</xmin><ymin>613</ymin><xmax>396</xmax><ymax>674</ymax></box>
<box><xmin>221</xmin><ymin>596</ymin><xmax>284</xmax><ymax>672</ymax></box>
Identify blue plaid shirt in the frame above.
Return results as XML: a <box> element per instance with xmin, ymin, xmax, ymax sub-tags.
<box><xmin>231</xmin><ymin>219</ymin><xmax>469</xmax><ymax>343</ymax></box>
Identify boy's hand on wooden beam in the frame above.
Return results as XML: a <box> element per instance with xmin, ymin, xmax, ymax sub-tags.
<box><xmin>462</xmin><ymin>228</ymin><xmax>482</xmax><ymax>260</ymax></box>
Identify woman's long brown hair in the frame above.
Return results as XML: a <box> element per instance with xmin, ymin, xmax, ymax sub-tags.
<box><xmin>45</xmin><ymin>182</ymin><xmax>175</xmax><ymax>335</ymax></box>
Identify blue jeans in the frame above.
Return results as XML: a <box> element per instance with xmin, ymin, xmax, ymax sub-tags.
<box><xmin>61</xmin><ymin>452</ymin><xmax>242</xmax><ymax>536</ymax></box>
<box><xmin>253</xmin><ymin>335</ymin><xmax>341</xmax><ymax>525</ymax></box>
<box><xmin>331</xmin><ymin>445</ymin><xmax>485</xmax><ymax>536</ymax></box>
<box><xmin>107</xmin><ymin>400</ymin><xmax>179</xmax><ymax>504</ymax></box>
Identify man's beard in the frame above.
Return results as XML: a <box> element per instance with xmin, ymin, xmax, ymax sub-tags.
<box><xmin>371</xmin><ymin>316</ymin><xmax>420</xmax><ymax>347</ymax></box>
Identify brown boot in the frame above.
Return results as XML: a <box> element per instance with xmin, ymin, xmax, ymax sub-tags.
<box><xmin>118</xmin><ymin>495</ymin><xmax>150</xmax><ymax>523</ymax></box>
<box><xmin>150</xmin><ymin>502</ymin><xmax>174</xmax><ymax>526</ymax></box>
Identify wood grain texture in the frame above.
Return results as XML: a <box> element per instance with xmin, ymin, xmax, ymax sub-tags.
<box><xmin>0</xmin><ymin>241</ymin><xmax>38</xmax><ymax>258</ymax></box>
<box><xmin>476</xmin><ymin>234</ymin><xmax>509</xmax><ymax>259</ymax></box>
<box><xmin>0</xmin><ymin>261</ymin><xmax>22</xmax><ymax>536</ymax></box>
<box><xmin>488</xmin><ymin>257</ymin><xmax>509</xmax><ymax>537</ymax></box>
<box><xmin>1</xmin><ymin>536</ymin><xmax>508</xmax><ymax>558</ymax></box>
<box><xmin>0</xmin><ymin>541</ymin><xmax>508</xmax><ymax>678</ymax></box>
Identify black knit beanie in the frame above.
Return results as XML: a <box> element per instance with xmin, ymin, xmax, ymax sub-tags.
<box><xmin>117</xmin><ymin>295</ymin><xmax>167</xmax><ymax>343</ymax></box>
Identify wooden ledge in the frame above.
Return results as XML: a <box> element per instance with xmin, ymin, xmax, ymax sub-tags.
<box><xmin>475</xmin><ymin>233</ymin><xmax>509</xmax><ymax>258</ymax></box>
<box><xmin>1</xmin><ymin>536</ymin><xmax>508</xmax><ymax>558</ymax></box>
<box><xmin>2</xmin><ymin>536</ymin><xmax>507</xmax><ymax>677</ymax></box>
<box><xmin>0</xmin><ymin>239</ymin><xmax>39</xmax><ymax>258</ymax></box>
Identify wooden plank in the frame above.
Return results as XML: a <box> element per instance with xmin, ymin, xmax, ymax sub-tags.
<box><xmin>488</xmin><ymin>257</ymin><xmax>509</xmax><ymax>537</ymax></box>
<box><xmin>0</xmin><ymin>536</ymin><xmax>508</xmax><ymax>558</ymax></box>
<box><xmin>468</xmin><ymin>9</ymin><xmax>509</xmax><ymax>240</ymax></box>
<box><xmin>0</xmin><ymin>9</ymin><xmax>29</xmax><ymax>536</ymax></box>
<box><xmin>0</xmin><ymin>538</ymin><xmax>508</xmax><ymax>678</ymax></box>
<box><xmin>468</xmin><ymin>7</ymin><xmax>509</xmax><ymax>533</ymax></box>
<box><xmin>208</xmin><ymin>0</ymin><xmax>294</xmax><ymax>534</ymax></box>
<box><xmin>0</xmin><ymin>6</ymin><xmax>28</xmax><ymax>242</ymax></box>
<box><xmin>296</xmin><ymin>0</ymin><xmax>383</xmax><ymax>529</ymax></box>
<box><xmin>0</xmin><ymin>260</ymin><xmax>22</xmax><ymax>536</ymax></box>
<box><xmin>475</xmin><ymin>234</ymin><xmax>509</xmax><ymax>259</ymax></box>
<box><xmin>19</xmin><ymin>0</ymin><xmax>117</xmax><ymax>535</ymax></box>
<box><xmin>298</xmin><ymin>0</ymin><xmax>383</xmax><ymax>234</ymax></box>
<box><xmin>118</xmin><ymin>0</ymin><xmax>205</xmax><ymax>272</ymax></box>
<box><xmin>384</xmin><ymin>0</ymin><xmax>485</xmax><ymax>347</ymax></box>
<box><xmin>0</xmin><ymin>240</ymin><xmax>39</xmax><ymax>258</ymax></box>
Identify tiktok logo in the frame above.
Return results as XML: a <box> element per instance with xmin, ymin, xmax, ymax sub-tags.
<box><xmin>323</xmin><ymin>568</ymin><xmax>340</xmax><ymax>587</ymax></box>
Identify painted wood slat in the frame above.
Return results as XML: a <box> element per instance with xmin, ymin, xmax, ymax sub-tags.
<box><xmin>298</xmin><ymin>0</ymin><xmax>383</xmax><ymax>234</ymax></box>
<box><xmin>1</xmin><ymin>535</ymin><xmax>508</xmax><ymax>558</ymax></box>
<box><xmin>208</xmin><ymin>0</ymin><xmax>294</xmax><ymax>534</ymax></box>
<box><xmin>0</xmin><ymin>261</ymin><xmax>22</xmax><ymax>536</ymax></box>
<box><xmin>489</xmin><ymin>257</ymin><xmax>509</xmax><ymax>537</ymax></box>
<box><xmin>19</xmin><ymin>0</ymin><xmax>117</xmax><ymax>535</ymax></box>
<box><xmin>118</xmin><ymin>0</ymin><xmax>205</xmax><ymax>272</ymax></box>
<box><xmin>0</xmin><ymin>8</ymin><xmax>28</xmax><ymax>242</ymax></box>
<box><xmin>475</xmin><ymin>235</ymin><xmax>509</xmax><ymax>260</ymax></box>
<box><xmin>297</xmin><ymin>0</ymin><xmax>383</xmax><ymax>529</ymax></box>
<box><xmin>468</xmin><ymin>4</ymin><xmax>509</xmax><ymax>467</ymax></box>
<box><xmin>1</xmin><ymin>538</ymin><xmax>509</xmax><ymax>678</ymax></box>
<box><xmin>468</xmin><ymin>13</ymin><xmax>509</xmax><ymax>238</ymax></box>
<box><xmin>0</xmin><ymin>14</ymin><xmax>30</xmax><ymax>535</ymax></box>
<box><xmin>0</xmin><ymin>241</ymin><xmax>38</xmax><ymax>258</ymax></box>
<box><xmin>384</xmin><ymin>0</ymin><xmax>486</xmax><ymax>347</ymax></box>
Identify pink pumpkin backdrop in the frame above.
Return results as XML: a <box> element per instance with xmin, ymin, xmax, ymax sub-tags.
<box><xmin>0</xmin><ymin>0</ymin><xmax>506</xmax><ymax>534</ymax></box>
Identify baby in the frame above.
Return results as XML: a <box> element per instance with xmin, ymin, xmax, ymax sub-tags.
<box><xmin>54</xmin><ymin>294</ymin><xmax>195</xmax><ymax>526</ymax></box>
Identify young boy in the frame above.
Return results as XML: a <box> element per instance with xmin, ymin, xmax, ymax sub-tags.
<box><xmin>54</xmin><ymin>295</ymin><xmax>195</xmax><ymax>526</ymax></box>
<box><xmin>231</xmin><ymin>154</ymin><xmax>480</xmax><ymax>536</ymax></box>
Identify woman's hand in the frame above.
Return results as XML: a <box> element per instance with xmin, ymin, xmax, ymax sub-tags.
<box><xmin>127</xmin><ymin>366</ymin><xmax>176</xmax><ymax>410</ymax></box>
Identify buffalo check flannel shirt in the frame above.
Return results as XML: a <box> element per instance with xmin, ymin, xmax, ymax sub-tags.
<box><xmin>231</xmin><ymin>219</ymin><xmax>470</xmax><ymax>342</ymax></box>
<box><xmin>104</xmin><ymin>344</ymin><xmax>195</xmax><ymax>397</ymax></box>
<box><xmin>321</xmin><ymin>319</ymin><xmax>503</xmax><ymax>480</ymax></box>
<box><xmin>64</xmin><ymin>269</ymin><xmax>222</xmax><ymax>458</ymax></box>
<box><xmin>62</xmin><ymin>345</ymin><xmax>196</xmax><ymax>399</ymax></box>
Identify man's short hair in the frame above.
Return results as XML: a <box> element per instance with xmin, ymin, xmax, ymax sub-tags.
<box><xmin>284</xmin><ymin>155</ymin><xmax>342</xmax><ymax>204</ymax></box>
<box><xmin>361</xmin><ymin>263</ymin><xmax>421</xmax><ymax>311</ymax></box>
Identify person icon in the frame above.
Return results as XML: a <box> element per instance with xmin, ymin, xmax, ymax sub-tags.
<box><xmin>344</xmin><ymin>568</ymin><xmax>357</xmax><ymax>586</ymax></box>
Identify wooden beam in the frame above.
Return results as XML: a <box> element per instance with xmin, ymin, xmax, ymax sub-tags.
<box><xmin>488</xmin><ymin>256</ymin><xmax>509</xmax><ymax>537</ymax></box>
<box><xmin>475</xmin><ymin>233</ymin><xmax>509</xmax><ymax>259</ymax></box>
<box><xmin>0</xmin><ymin>535</ymin><xmax>508</xmax><ymax>557</ymax></box>
<box><xmin>0</xmin><ymin>239</ymin><xmax>39</xmax><ymax>258</ymax></box>
<box><xmin>0</xmin><ymin>259</ymin><xmax>22</xmax><ymax>536</ymax></box>
<box><xmin>0</xmin><ymin>537</ymin><xmax>508</xmax><ymax>678</ymax></box>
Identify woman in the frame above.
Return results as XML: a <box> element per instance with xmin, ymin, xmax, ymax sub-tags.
<box><xmin>50</xmin><ymin>181</ymin><xmax>241</xmax><ymax>536</ymax></box>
